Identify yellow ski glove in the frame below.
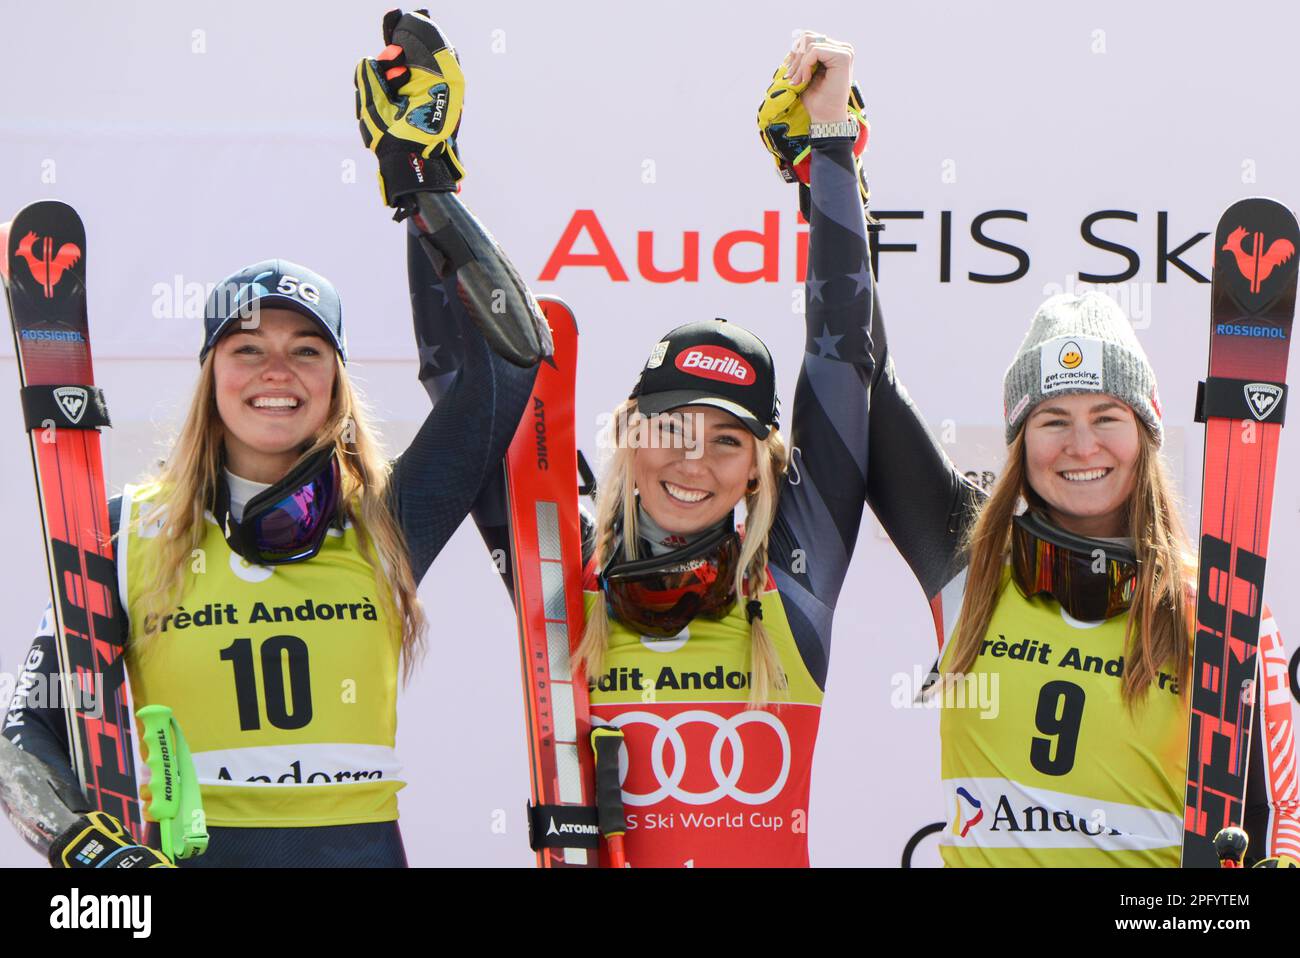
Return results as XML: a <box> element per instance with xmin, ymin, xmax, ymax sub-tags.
<box><xmin>356</xmin><ymin>9</ymin><xmax>466</xmax><ymax>210</ymax></box>
<box><xmin>757</xmin><ymin>63</ymin><xmax>873</xmax><ymax>220</ymax></box>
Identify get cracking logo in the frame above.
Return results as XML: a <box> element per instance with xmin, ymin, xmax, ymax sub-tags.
<box><xmin>1057</xmin><ymin>340</ymin><xmax>1083</xmax><ymax>369</ymax></box>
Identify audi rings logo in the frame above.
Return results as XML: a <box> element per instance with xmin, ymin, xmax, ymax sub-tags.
<box><xmin>612</xmin><ymin>709</ymin><xmax>791</xmax><ymax>806</ymax></box>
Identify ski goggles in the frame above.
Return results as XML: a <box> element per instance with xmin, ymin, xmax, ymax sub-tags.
<box><xmin>599</xmin><ymin>521</ymin><xmax>740</xmax><ymax>638</ymax></box>
<box><xmin>218</xmin><ymin>448</ymin><xmax>342</xmax><ymax>566</ymax></box>
<box><xmin>1010</xmin><ymin>510</ymin><xmax>1138</xmax><ymax>622</ymax></box>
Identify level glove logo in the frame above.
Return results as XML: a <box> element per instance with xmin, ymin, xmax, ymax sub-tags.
<box><xmin>355</xmin><ymin>8</ymin><xmax>466</xmax><ymax>208</ymax></box>
<box><xmin>756</xmin><ymin>62</ymin><xmax>873</xmax><ymax>219</ymax></box>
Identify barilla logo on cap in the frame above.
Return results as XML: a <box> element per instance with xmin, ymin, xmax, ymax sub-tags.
<box><xmin>676</xmin><ymin>346</ymin><xmax>755</xmax><ymax>385</ymax></box>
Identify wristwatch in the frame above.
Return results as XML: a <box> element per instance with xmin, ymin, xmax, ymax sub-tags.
<box><xmin>808</xmin><ymin>117</ymin><xmax>859</xmax><ymax>140</ymax></box>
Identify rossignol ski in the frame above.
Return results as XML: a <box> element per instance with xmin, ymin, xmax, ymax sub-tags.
<box><xmin>504</xmin><ymin>296</ymin><xmax>600</xmax><ymax>866</ymax></box>
<box><xmin>1182</xmin><ymin>196</ymin><xmax>1299</xmax><ymax>867</ymax></box>
<box><xmin>1</xmin><ymin>201</ymin><xmax>144</xmax><ymax>841</ymax></box>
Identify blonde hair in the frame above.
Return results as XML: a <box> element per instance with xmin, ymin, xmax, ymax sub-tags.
<box><xmin>131</xmin><ymin>352</ymin><xmax>427</xmax><ymax>678</ymax></box>
<box><xmin>948</xmin><ymin>421</ymin><xmax>1192</xmax><ymax>706</ymax></box>
<box><xmin>575</xmin><ymin>399</ymin><xmax>790</xmax><ymax>708</ymax></box>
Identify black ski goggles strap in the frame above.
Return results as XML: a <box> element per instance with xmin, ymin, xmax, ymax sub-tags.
<box><xmin>1010</xmin><ymin>512</ymin><xmax>1138</xmax><ymax>622</ymax></box>
<box><xmin>598</xmin><ymin>522</ymin><xmax>741</xmax><ymax>638</ymax></box>
<box><xmin>526</xmin><ymin>802</ymin><xmax>600</xmax><ymax>851</ymax></box>
<box><xmin>217</xmin><ymin>449</ymin><xmax>342</xmax><ymax>566</ymax></box>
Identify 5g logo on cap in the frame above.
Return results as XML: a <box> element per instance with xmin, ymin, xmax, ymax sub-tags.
<box><xmin>274</xmin><ymin>273</ymin><xmax>321</xmax><ymax>306</ymax></box>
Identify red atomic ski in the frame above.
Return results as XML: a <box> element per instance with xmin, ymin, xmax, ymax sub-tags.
<box><xmin>1</xmin><ymin>201</ymin><xmax>143</xmax><ymax>841</ymax></box>
<box><xmin>504</xmin><ymin>296</ymin><xmax>600</xmax><ymax>866</ymax></box>
<box><xmin>1182</xmin><ymin>196</ymin><xmax>1299</xmax><ymax>867</ymax></box>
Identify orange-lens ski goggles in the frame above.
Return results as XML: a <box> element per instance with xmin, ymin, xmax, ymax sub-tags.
<box><xmin>599</xmin><ymin>524</ymin><xmax>740</xmax><ymax>638</ymax></box>
<box><xmin>1010</xmin><ymin>511</ymin><xmax>1138</xmax><ymax>622</ymax></box>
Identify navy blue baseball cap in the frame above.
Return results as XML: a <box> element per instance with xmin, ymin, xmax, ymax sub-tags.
<box><xmin>200</xmin><ymin>259</ymin><xmax>347</xmax><ymax>364</ymax></box>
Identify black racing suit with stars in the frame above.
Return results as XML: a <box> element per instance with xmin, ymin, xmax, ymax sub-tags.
<box><xmin>426</xmin><ymin>137</ymin><xmax>883</xmax><ymax>866</ymax></box>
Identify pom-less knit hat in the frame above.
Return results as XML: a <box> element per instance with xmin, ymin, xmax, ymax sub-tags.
<box><xmin>1003</xmin><ymin>291</ymin><xmax>1162</xmax><ymax>446</ymax></box>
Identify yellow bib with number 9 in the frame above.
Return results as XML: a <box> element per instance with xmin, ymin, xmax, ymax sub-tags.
<box><xmin>938</xmin><ymin>568</ymin><xmax>1187</xmax><ymax>866</ymax></box>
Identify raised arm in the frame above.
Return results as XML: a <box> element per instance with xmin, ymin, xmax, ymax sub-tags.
<box><xmin>353</xmin><ymin>10</ymin><xmax>550</xmax><ymax>583</ymax></box>
<box><xmin>388</xmin><ymin>202</ymin><xmax>544</xmax><ymax>584</ymax></box>
<box><xmin>752</xmin><ymin>36</ymin><xmax>875</xmax><ymax>687</ymax></box>
<box><xmin>761</xmin><ymin>34</ymin><xmax>979</xmax><ymax>662</ymax></box>
<box><xmin>865</xmin><ymin>326</ymin><xmax>983</xmax><ymax>604</ymax></box>
<box><xmin>767</xmin><ymin>126</ymin><xmax>876</xmax><ymax>606</ymax></box>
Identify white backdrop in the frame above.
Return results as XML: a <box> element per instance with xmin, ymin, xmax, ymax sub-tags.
<box><xmin>1</xmin><ymin>0</ymin><xmax>1298</xmax><ymax>867</ymax></box>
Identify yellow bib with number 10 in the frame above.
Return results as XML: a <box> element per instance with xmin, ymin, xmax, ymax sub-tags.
<box><xmin>120</xmin><ymin>482</ymin><xmax>403</xmax><ymax>828</ymax></box>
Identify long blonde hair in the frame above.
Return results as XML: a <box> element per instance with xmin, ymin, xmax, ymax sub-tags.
<box><xmin>575</xmin><ymin>399</ymin><xmax>790</xmax><ymax>708</ymax></box>
<box><xmin>948</xmin><ymin>421</ymin><xmax>1191</xmax><ymax>706</ymax></box>
<box><xmin>130</xmin><ymin>353</ymin><xmax>427</xmax><ymax>678</ymax></box>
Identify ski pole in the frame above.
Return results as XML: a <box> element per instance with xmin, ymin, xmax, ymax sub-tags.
<box><xmin>137</xmin><ymin>705</ymin><xmax>208</xmax><ymax>863</ymax></box>
<box><xmin>590</xmin><ymin>725</ymin><xmax>628</xmax><ymax>868</ymax></box>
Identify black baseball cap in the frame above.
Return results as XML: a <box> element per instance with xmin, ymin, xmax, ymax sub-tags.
<box><xmin>630</xmin><ymin>318</ymin><xmax>778</xmax><ymax>438</ymax></box>
<box><xmin>200</xmin><ymin>259</ymin><xmax>347</xmax><ymax>364</ymax></box>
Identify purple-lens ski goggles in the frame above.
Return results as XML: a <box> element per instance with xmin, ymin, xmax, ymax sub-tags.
<box><xmin>228</xmin><ymin>449</ymin><xmax>342</xmax><ymax>565</ymax></box>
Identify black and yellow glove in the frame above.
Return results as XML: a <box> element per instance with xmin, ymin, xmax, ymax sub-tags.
<box><xmin>356</xmin><ymin>8</ymin><xmax>466</xmax><ymax>211</ymax></box>
<box><xmin>757</xmin><ymin>63</ymin><xmax>874</xmax><ymax>221</ymax></box>
<box><xmin>49</xmin><ymin>811</ymin><xmax>174</xmax><ymax>869</ymax></box>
